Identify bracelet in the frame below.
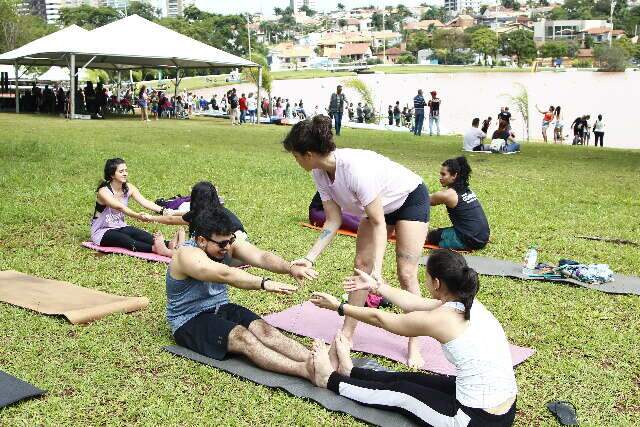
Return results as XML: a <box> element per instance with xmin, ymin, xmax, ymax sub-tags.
<box><xmin>304</xmin><ymin>256</ymin><xmax>315</xmax><ymax>266</ymax></box>
<box><xmin>160</xmin><ymin>207</ymin><xmax>165</xmax><ymax>215</ymax></box>
<box><xmin>260</xmin><ymin>277</ymin><xmax>271</xmax><ymax>290</ymax></box>
<box><xmin>337</xmin><ymin>302</ymin><xmax>346</xmax><ymax>316</ymax></box>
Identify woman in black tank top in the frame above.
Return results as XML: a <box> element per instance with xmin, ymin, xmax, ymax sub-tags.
<box><xmin>426</xmin><ymin>157</ymin><xmax>490</xmax><ymax>250</ymax></box>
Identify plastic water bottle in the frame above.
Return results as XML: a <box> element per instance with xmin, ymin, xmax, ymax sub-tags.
<box><xmin>523</xmin><ymin>245</ymin><xmax>538</xmax><ymax>275</ymax></box>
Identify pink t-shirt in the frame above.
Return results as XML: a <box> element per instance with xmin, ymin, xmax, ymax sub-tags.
<box><xmin>312</xmin><ymin>148</ymin><xmax>422</xmax><ymax>217</ymax></box>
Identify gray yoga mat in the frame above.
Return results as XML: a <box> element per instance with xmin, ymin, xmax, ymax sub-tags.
<box><xmin>0</xmin><ymin>370</ymin><xmax>45</xmax><ymax>408</ymax></box>
<box><xmin>420</xmin><ymin>255</ymin><xmax>640</xmax><ymax>296</ymax></box>
<box><xmin>164</xmin><ymin>345</ymin><xmax>418</xmax><ymax>427</ymax></box>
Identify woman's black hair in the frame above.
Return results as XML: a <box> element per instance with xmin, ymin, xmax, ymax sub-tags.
<box><xmin>442</xmin><ymin>156</ymin><xmax>472</xmax><ymax>192</ymax></box>
<box><xmin>282</xmin><ymin>115</ymin><xmax>336</xmax><ymax>155</ymax></box>
<box><xmin>426</xmin><ymin>249</ymin><xmax>479</xmax><ymax>320</ymax></box>
<box><xmin>193</xmin><ymin>207</ymin><xmax>235</xmax><ymax>240</ymax></box>
<box><xmin>96</xmin><ymin>158</ymin><xmax>128</xmax><ymax>194</ymax></box>
<box><xmin>188</xmin><ymin>181</ymin><xmax>223</xmax><ymax>236</ymax></box>
<box><xmin>555</xmin><ymin>106</ymin><xmax>561</xmax><ymax>117</ymax></box>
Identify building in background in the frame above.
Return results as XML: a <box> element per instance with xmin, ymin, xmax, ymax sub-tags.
<box><xmin>444</xmin><ymin>0</ymin><xmax>483</xmax><ymax>14</ymax></box>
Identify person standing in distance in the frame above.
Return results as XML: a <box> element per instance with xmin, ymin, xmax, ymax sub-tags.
<box><xmin>428</xmin><ymin>90</ymin><xmax>441</xmax><ymax>136</ymax></box>
<box><xmin>329</xmin><ymin>85</ymin><xmax>347</xmax><ymax>136</ymax></box>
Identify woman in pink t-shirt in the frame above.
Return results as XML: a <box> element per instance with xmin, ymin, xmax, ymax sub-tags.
<box><xmin>283</xmin><ymin>115</ymin><xmax>430</xmax><ymax>368</ymax></box>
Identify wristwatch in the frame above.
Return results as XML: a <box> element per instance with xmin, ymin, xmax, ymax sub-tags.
<box><xmin>338</xmin><ymin>302</ymin><xmax>346</xmax><ymax>316</ymax></box>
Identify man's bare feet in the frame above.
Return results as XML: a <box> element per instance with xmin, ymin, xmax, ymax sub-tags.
<box><xmin>334</xmin><ymin>332</ymin><xmax>353</xmax><ymax>377</ymax></box>
<box><xmin>168</xmin><ymin>227</ymin><xmax>186</xmax><ymax>250</ymax></box>
<box><xmin>328</xmin><ymin>332</ymin><xmax>352</xmax><ymax>371</ymax></box>
<box><xmin>311</xmin><ymin>339</ymin><xmax>333</xmax><ymax>388</ymax></box>
<box><xmin>407</xmin><ymin>337</ymin><xmax>424</xmax><ymax>369</ymax></box>
<box><xmin>152</xmin><ymin>232</ymin><xmax>173</xmax><ymax>257</ymax></box>
<box><xmin>304</xmin><ymin>352</ymin><xmax>315</xmax><ymax>382</ymax></box>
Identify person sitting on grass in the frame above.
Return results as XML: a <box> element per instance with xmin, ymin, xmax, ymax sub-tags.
<box><xmin>309</xmin><ymin>249</ymin><xmax>517</xmax><ymax>427</ymax></box>
<box><xmin>166</xmin><ymin>208</ymin><xmax>319</xmax><ymax>380</ymax></box>
<box><xmin>490</xmin><ymin>120</ymin><xmax>520</xmax><ymax>153</ymax></box>
<box><xmin>427</xmin><ymin>157</ymin><xmax>490</xmax><ymax>251</ymax></box>
<box><xmin>90</xmin><ymin>158</ymin><xmax>184</xmax><ymax>257</ymax></box>
<box><xmin>463</xmin><ymin>118</ymin><xmax>487</xmax><ymax>152</ymax></box>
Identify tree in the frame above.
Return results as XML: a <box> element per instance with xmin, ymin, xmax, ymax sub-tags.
<box><xmin>397</xmin><ymin>53</ymin><xmax>416</xmax><ymax>64</ymax></box>
<box><xmin>242</xmin><ymin>52</ymin><xmax>272</xmax><ymax>94</ymax></box>
<box><xmin>471</xmin><ymin>27</ymin><xmax>499</xmax><ymax>64</ymax></box>
<box><xmin>548</xmin><ymin>6</ymin><xmax>568</xmax><ymax>20</ymax></box>
<box><xmin>58</xmin><ymin>5</ymin><xmax>120</xmax><ymax>29</ymax></box>
<box><xmin>594</xmin><ymin>44</ymin><xmax>629</xmax><ymax>71</ymax></box>
<box><xmin>338</xmin><ymin>18</ymin><xmax>348</xmax><ymax>28</ymax></box>
<box><xmin>502</xmin><ymin>83</ymin><xmax>530</xmax><ymax>141</ymax></box>
<box><xmin>1</xmin><ymin>0</ymin><xmax>55</xmax><ymax>53</ymax></box>
<box><xmin>501</xmin><ymin>0</ymin><xmax>520</xmax><ymax>9</ymax></box>
<box><xmin>499</xmin><ymin>29</ymin><xmax>536</xmax><ymax>65</ymax></box>
<box><xmin>371</xmin><ymin>12</ymin><xmax>383</xmax><ymax>30</ymax></box>
<box><xmin>299</xmin><ymin>5</ymin><xmax>316</xmax><ymax>17</ymax></box>
<box><xmin>421</xmin><ymin>6</ymin><xmax>448</xmax><ymax>22</ymax></box>
<box><xmin>540</xmin><ymin>40</ymin><xmax>568</xmax><ymax>58</ymax></box>
<box><xmin>128</xmin><ymin>1</ymin><xmax>160</xmax><ymax>21</ymax></box>
<box><xmin>406</xmin><ymin>31</ymin><xmax>431</xmax><ymax>53</ymax></box>
<box><xmin>337</xmin><ymin>3</ymin><xmax>345</xmax><ymax>11</ymax></box>
<box><xmin>480</xmin><ymin>5</ymin><xmax>489</xmax><ymax>14</ymax></box>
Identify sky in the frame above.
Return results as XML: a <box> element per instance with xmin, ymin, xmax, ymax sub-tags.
<box><xmin>194</xmin><ymin>0</ymin><xmax>441</xmax><ymax>16</ymax></box>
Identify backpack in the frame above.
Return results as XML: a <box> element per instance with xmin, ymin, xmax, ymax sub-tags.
<box><xmin>230</xmin><ymin>96</ymin><xmax>238</xmax><ymax>108</ymax></box>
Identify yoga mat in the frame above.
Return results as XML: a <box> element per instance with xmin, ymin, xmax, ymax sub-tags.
<box><xmin>164</xmin><ymin>345</ymin><xmax>418</xmax><ymax>427</ymax></box>
<box><xmin>264</xmin><ymin>302</ymin><xmax>534</xmax><ymax>375</ymax></box>
<box><xmin>299</xmin><ymin>223</ymin><xmax>468</xmax><ymax>252</ymax></box>
<box><xmin>82</xmin><ymin>242</ymin><xmax>172</xmax><ymax>263</ymax></box>
<box><xmin>462</xmin><ymin>150</ymin><xmax>519</xmax><ymax>155</ymax></box>
<box><xmin>0</xmin><ymin>371</ymin><xmax>45</xmax><ymax>408</ymax></box>
<box><xmin>420</xmin><ymin>255</ymin><xmax>640</xmax><ymax>296</ymax></box>
<box><xmin>0</xmin><ymin>270</ymin><xmax>149</xmax><ymax>324</ymax></box>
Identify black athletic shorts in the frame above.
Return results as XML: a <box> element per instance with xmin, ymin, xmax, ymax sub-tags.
<box><xmin>173</xmin><ymin>303</ymin><xmax>261</xmax><ymax>360</ymax></box>
<box><xmin>383</xmin><ymin>182</ymin><xmax>430</xmax><ymax>225</ymax></box>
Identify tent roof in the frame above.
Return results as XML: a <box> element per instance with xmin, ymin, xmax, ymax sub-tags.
<box><xmin>38</xmin><ymin>66</ymin><xmax>89</xmax><ymax>82</ymax></box>
<box><xmin>0</xmin><ymin>15</ymin><xmax>257</xmax><ymax>70</ymax></box>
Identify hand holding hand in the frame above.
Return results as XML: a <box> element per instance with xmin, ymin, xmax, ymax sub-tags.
<box><xmin>138</xmin><ymin>212</ymin><xmax>152</xmax><ymax>222</ymax></box>
<box><xmin>343</xmin><ymin>268</ymin><xmax>381</xmax><ymax>294</ymax></box>
<box><xmin>291</xmin><ymin>257</ymin><xmax>313</xmax><ymax>268</ymax></box>
<box><xmin>264</xmin><ymin>280</ymin><xmax>298</xmax><ymax>295</ymax></box>
<box><xmin>310</xmin><ymin>292</ymin><xmax>341</xmax><ymax>311</ymax></box>
<box><xmin>289</xmin><ymin>264</ymin><xmax>319</xmax><ymax>284</ymax></box>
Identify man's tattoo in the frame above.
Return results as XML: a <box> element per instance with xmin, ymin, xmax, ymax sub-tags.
<box><xmin>397</xmin><ymin>251</ymin><xmax>420</xmax><ymax>262</ymax></box>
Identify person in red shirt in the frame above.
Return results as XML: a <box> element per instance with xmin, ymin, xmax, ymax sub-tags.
<box><xmin>239</xmin><ymin>93</ymin><xmax>248</xmax><ymax>124</ymax></box>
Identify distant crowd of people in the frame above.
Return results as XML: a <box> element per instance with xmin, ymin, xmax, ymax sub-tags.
<box><xmin>535</xmin><ymin>105</ymin><xmax>605</xmax><ymax>147</ymax></box>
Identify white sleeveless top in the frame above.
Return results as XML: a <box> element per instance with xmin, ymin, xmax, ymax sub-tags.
<box><xmin>441</xmin><ymin>300</ymin><xmax>518</xmax><ymax>409</ymax></box>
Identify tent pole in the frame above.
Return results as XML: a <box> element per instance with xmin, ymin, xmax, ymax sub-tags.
<box><xmin>257</xmin><ymin>66</ymin><xmax>262</xmax><ymax>125</ymax></box>
<box><xmin>14</xmin><ymin>62</ymin><xmax>19</xmax><ymax>114</ymax></box>
<box><xmin>70</xmin><ymin>54</ymin><xmax>76</xmax><ymax>119</ymax></box>
<box><xmin>174</xmin><ymin>68</ymin><xmax>179</xmax><ymax>102</ymax></box>
<box><xmin>117</xmin><ymin>71</ymin><xmax>122</xmax><ymax>102</ymax></box>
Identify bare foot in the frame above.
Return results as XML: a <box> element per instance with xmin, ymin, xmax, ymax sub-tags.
<box><xmin>152</xmin><ymin>232</ymin><xmax>173</xmax><ymax>257</ymax></box>
<box><xmin>304</xmin><ymin>352</ymin><xmax>315</xmax><ymax>382</ymax></box>
<box><xmin>311</xmin><ymin>339</ymin><xmax>333</xmax><ymax>388</ymax></box>
<box><xmin>329</xmin><ymin>333</ymin><xmax>352</xmax><ymax>371</ymax></box>
<box><xmin>407</xmin><ymin>337</ymin><xmax>424</xmax><ymax>369</ymax></box>
<box><xmin>334</xmin><ymin>332</ymin><xmax>353</xmax><ymax>377</ymax></box>
<box><xmin>168</xmin><ymin>227</ymin><xmax>186</xmax><ymax>250</ymax></box>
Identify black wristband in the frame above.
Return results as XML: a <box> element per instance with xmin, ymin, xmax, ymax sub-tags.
<box><xmin>338</xmin><ymin>302</ymin><xmax>346</xmax><ymax>316</ymax></box>
<box><xmin>261</xmin><ymin>277</ymin><xmax>271</xmax><ymax>290</ymax></box>
<box><xmin>160</xmin><ymin>207</ymin><xmax>165</xmax><ymax>215</ymax></box>
<box><xmin>304</xmin><ymin>257</ymin><xmax>315</xmax><ymax>266</ymax></box>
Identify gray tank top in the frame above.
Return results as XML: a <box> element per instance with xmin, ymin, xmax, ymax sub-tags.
<box><xmin>166</xmin><ymin>239</ymin><xmax>231</xmax><ymax>334</ymax></box>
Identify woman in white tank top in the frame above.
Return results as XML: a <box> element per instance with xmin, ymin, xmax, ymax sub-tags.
<box><xmin>310</xmin><ymin>249</ymin><xmax>518</xmax><ymax>427</ymax></box>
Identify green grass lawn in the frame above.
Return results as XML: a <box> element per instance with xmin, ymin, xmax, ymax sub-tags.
<box><xmin>0</xmin><ymin>114</ymin><xmax>639</xmax><ymax>426</ymax></box>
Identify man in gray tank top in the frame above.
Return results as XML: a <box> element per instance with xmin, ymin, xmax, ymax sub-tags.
<box><xmin>167</xmin><ymin>208</ymin><xmax>319</xmax><ymax>381</ymax></box>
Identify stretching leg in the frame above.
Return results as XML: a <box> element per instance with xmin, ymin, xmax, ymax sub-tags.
<box><xmin>248</xmin><ymin>319</ymin><xmax>310</xmax><ymax>362</ymax></box>
<box><xmin>228</xmin><ymin>326</ymin><xmax>313</xmax><ymax>380</ymax></box>
<box><xmin>394</xmin><ymin>219</ymin><xmax>429</xmax><ymax>369</ymax></box>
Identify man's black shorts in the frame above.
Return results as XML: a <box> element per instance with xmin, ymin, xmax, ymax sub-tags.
<box><xmin>173</xmin><ymin>303</ymin><xmax>261</xmax><ymax>360</ymax></box>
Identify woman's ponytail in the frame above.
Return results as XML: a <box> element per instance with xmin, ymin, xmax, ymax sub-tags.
<box><xmin>426</xmin><ymin>250</ymin><xmax>480</xmax><ymax>320</ymax></box>
<box><xmin>442</xmin><ymin>156</ymin><xmax>472</xmax><ymax>192</ymax></box>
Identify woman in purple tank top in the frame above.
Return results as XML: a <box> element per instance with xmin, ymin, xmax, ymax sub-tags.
<box><xmin>90</xmin><ymin>158</ymin><xmax>184</xmax><ymax>256</ymax></box>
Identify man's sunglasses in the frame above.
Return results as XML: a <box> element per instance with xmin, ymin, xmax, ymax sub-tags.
<box><xmin>204</xmin><ymin>235</ymin><xmax>236</xmax><ymax>249</ymax></box>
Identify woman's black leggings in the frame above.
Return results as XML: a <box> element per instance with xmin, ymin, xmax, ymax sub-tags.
<box><xmin>594</xmin><ymin>131</ymin><xmax>604</xmax><ymax>147</ymax></box>
<box><xmin>101</xmin><ymin>226</ymin><xmax>154</xmax><ymax>253</ymax></box>
<box><xmin>327</xmin><ymin>368</ymin><xmax>516</xmax><ymax>427</ymax></box>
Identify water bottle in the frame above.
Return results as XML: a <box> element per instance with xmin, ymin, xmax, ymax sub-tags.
<box><xmin>523</xmin><ymin>245</ymin><xmax>538</xmax><ymax>275</ymax></box>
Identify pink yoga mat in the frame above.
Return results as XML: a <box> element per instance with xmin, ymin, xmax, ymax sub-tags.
<box><xmin>264</xmin><ymin>302</ymin><xmax>535</xmax><ymax>376</ymax></box>
<box><xmin>81</xmin><ymin>242</ymin><xmax>172</xmax><ymax>263</ymax></box>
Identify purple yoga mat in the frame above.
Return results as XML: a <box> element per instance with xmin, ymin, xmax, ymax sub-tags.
<box><xmin>81</xmin><ymin>242</ymin><xmax>172</xmax><ymax>263</ymax></box>
<box><xmin>264</xmin><ymin>302</ymin><xmax>535</xmax><ymax>376</ymax></box>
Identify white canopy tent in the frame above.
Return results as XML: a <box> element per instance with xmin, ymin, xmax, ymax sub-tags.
<box><xmin>38</xmin><ymin>66</ymin><xmax>89</xmax><ymax>83</ymax></box>
<box><xmin>0</xmin><ymin>15</ymin><xmax>261</xmax><ymax>118</ymax></box>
